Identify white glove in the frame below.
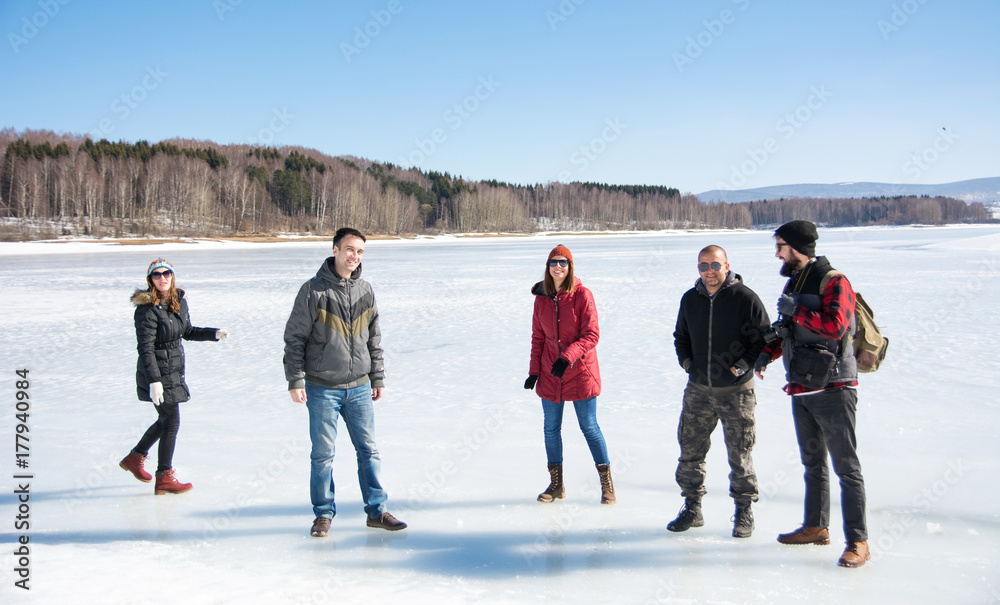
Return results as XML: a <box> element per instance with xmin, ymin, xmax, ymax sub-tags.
<box><xmin>149</xmin><ymin>381</ymin><xmax>164</xmax><ymax>405</ymax></box>
<box><xmin>216</xmin><ymin>329</ymin><xmax>229</xmax><ymax>340</ymax></box>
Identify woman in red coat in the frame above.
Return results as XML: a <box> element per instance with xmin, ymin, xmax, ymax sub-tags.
<box><xmin>525</xmin><ymin>245</ymin><xmax>615</xmax><ymax>504</ymax></box>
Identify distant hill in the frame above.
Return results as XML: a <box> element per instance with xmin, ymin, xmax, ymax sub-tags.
<box><xmin>0</xmin><ymin>128</ymin><xmax>993</xmax><ymax>240</ymax></box>
<box><xmin>697</xmin><ymin>177</ymin><xmax>1000</xmax><ymax>204</ymax></box>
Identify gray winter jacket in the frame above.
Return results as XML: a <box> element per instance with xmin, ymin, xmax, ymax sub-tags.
<box><xmin>283</xmin><ymin>258</ymin><xmax>385</xmax><ymax>390</ymax></box>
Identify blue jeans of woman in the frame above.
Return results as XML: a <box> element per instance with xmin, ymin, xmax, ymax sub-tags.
<box><xmin>541</xmin><ymin>397</ymin><xmax>610</xmax><ymax>466</ymax></box>
<box><xmin>306</xmin><ymin>383</ymin><xmax>388</xmax><ymax>520</ymax></box>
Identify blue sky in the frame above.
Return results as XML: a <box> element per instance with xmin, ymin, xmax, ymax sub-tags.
<box><xmin>2</xmin><ymin>0</ymin><xmax>997</xmax><ymax>193</ymax></box>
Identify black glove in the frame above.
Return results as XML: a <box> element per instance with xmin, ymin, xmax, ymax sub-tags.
<box><xmin>550</xmin><ymin>358</ymin><xmax>570</xmax><ymax>378</ymax></box>
<box><xmin>524</xmin><ymin>375</ymin><xmax>538</xmax><ymax>390</ymax></box>
<box><xmin>753</xmin><ymin>352</ymin><xmax>770</xmax><ymax>376</ymax></box>
<box><xmin>777</xmin><ymin>293</ymin><xmax>798</xmax><ymax>317</ymax></box>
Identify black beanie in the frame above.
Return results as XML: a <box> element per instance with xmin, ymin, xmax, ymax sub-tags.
<box><xmin>774</xmin><ymin>220</ymin><xmax>818</xmax><ymax>257</ymax></box>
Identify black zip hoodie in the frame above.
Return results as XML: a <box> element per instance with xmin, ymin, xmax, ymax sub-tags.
<box><xmin>673</xmin><ymin>272</ymin><xmax>771</xmax><ymax>392</ymax></box>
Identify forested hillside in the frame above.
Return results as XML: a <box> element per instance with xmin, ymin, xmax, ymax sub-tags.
<box><xmin>1</xmin><ymin>129</ymin><xmax>991</xmax><ymax>240</ymax></box>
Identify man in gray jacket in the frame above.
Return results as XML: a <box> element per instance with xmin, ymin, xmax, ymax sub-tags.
<box><xmin>284</xmin><ymin>227</ymin><xmax>406</xmax><ymax>537</ymax></box>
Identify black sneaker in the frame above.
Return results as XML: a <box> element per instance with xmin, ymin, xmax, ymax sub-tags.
<box><xmin>367</xmin><ymin>512</ymin><xmax>407</xmax><ymax>531</ymax></box>
<box><xmin>667</xmin><ymin>502</ymin><xmax>704</xmax><ymax>532</ymax></box>
<box><xmin>732</xmin><ymin>504</ymin><xmax>754</xmax><ymax>538</ymax></box>
<box><xmin>310</xmin><ymin>516</ymin><xmax>331</xmax><ymax>537</ymax></box>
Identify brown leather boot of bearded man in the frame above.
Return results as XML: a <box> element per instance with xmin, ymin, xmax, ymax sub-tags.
<box><xmin>777</xmin><ymin>525</ymin><xmax>831</xmax><ymax>545</ymax></box>
<box><xmin>838</xmin><ymin>541</ymin><xmax>871</xmax><ymax>568</ymax></box>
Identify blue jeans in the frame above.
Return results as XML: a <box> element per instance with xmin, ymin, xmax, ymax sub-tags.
<box><xmin>541</xmin><ymin>397</ymin><xmax>610</xmax><ymax>466</ymax></box>
<box><xmin>306</xmin><ymin>383</ymin><xmax>387</xmax><ymax>519</ymax></box>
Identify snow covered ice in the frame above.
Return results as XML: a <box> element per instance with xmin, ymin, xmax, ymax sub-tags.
<box><xmin>1</xmin><ymin>225</ymin><xmax>999</xmax><ymax>604</ymax></box>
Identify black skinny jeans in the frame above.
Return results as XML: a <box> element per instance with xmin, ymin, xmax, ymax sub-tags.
<box><xmin>134</xmin><ymin>402</ymin><xmax>181</xmax><ymax>473</ymax></box>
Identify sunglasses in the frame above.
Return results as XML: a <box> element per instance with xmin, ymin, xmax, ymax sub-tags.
<box><xmin>547</xmin><ymin>259</ymin><xmax>569</xmax><ymax>267</ymax></box>
<box><xmin>150</xmin><ymin>270</ymin><xmax>173</xmax><ymax>279</ymax></box>
<box><xmin>775</xmin><ymin>243</ymin><xmax>790</xmax><ymax>250</ymax></box>
<box><xmin>698</xmin><ymin>262</ymin><xmax>723</xmax><ymax>272</ymax></box>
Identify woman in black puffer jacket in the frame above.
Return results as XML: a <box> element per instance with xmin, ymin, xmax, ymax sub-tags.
<box><xmin>119</xmin><ymin>258</ymin><xmax>226</xmax><ymax>495</ymax></box>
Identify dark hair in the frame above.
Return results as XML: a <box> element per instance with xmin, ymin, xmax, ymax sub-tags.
<box><xmin>333</xmin><ymin>227</ymin><xmax>366</xmax><ymax>248</ymax></box>
<box><xmin>542</xmin><ymin>257</ymin><xmax>576</xmax><ymax>296</ymax></box>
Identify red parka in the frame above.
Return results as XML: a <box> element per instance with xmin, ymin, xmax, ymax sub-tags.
<box><xmin>529</xmin><ymin>278</ymin><xmax>601</xmax><ymax>402</ymax></box>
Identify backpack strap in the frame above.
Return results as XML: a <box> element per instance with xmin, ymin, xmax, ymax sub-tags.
<box><xmin>819</xmin><ymin>270</ymin><xmax>843</xmax><ymax>294</ymax></box>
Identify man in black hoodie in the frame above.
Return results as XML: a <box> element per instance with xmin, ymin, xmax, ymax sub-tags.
<box><xmin>669</xmin><ymin>245</ymin><xmax>770</xmax><ymax>538</ymax></box>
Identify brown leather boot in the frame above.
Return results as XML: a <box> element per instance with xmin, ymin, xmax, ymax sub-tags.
<box><xmin>596</xmin><ymin>464</ymin><xmax>615</xmax><ymax>504</ymax></box>
<box><xmin>537</xmin><ymin>464</ymin><xmax>564</xmax><ymax>503</ymax></box>
<box><xmin>119</xmin><ymin>451</ymin><xmax>152</xmax><ymax>483</ymax></box>
<box><xmin>777</xmin><ymin>525</ymin><xmax>831</xmax><ymax>545</ymax></box>
<box><xmin>154</xmin><ymin>469</ymin><xmax>193</xmax><ymax>495</ymax></box>
<box><xmin>838</xmin><ymin>541</ymin><xmax>871</xmax><ymax>568</ymax></box>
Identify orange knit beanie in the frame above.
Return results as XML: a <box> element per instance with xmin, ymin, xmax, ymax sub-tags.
<box><xmin>548</xmin><ymin>244</ymin><xmax>573</xmax><ymax>264</ymax></box>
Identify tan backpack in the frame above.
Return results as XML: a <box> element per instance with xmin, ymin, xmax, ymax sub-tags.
<box><xmin>820</xmin><ymin>271</ymin><xmax>888</xmax><ymax>373</ymax></box>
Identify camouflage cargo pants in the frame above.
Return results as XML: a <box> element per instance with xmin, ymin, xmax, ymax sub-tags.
<box><xmin>675</xmin><ymin>384</ymin><xmax>758</xmax><ymax>505</ymax></box>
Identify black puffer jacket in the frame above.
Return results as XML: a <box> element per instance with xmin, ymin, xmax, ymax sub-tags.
<box><xmin>674</xmin><ymin>272</ymin><xmax>771</xmax><ymax>390</ymax></box>
<box><xmin>133</xmin><ymin>289</ymin><xmax>218</xmax><ymax>404</ymax></box>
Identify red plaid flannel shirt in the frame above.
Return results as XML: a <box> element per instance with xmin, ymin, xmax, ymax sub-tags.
<box><xmin>761</xmin><ymin>273</ymin><xmax>858</xmax><ymax>395</ymax></box>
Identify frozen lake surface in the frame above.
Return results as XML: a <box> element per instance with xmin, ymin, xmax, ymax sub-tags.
<box><xmin>1</xmin><ymin>225</ymin><xmax>999</xmax><ymax>604</ymax></box>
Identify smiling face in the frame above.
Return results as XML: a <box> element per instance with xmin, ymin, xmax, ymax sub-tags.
<box><xmin>332</xmin><ymin>235</ymin><xmax>366</xmax><ymax>279</ymax></box>
<box><xmin>697</xmin><ymin>248</ymin><xmax>729</xmax><ymax>294</ymax></box>
<box><xmin>548</xmin><ymin>255</ymin><xmax>569</xmax><ymax>288</ymax></box>
<box><xmin>149</xmin><ymin>269</ymin><xmax>173</xmax><ymax>293</ymax></box>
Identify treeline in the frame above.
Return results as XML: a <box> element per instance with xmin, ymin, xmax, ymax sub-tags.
<box><xmin>744</xmin><ymin>195</ymin><xmax>989</xmax><ymax>227</ymax></box>
<box><xmin>0</xmin><ymin>128</ymin><xmax>991</xmax><ymax>240</ymax></box>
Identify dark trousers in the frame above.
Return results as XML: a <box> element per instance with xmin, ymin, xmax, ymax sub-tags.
<box><xmin>791</xmin><ymin>388</ymin><xmax>868</xmax><ymax>542</ymax></box>
<box><xmin>134</xmin><ymin>402</ymin><xmax>181</xmax><ymax>474</ymax></box>
<box><xmin>675</xmin><ymin>385</ymin><xmax>758</xmax><ymax>505</ymax></box>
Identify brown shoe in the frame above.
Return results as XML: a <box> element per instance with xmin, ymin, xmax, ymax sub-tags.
<box><xmin>310</xmin><ymin>517</ymin><xmax>331</xmax><ymax>537</ymax></box>
<box><xmin>596</xmin><ymin>464</ymin><xmax>616</xmax><ymax>505</ymax></box>
<box><xmin>153</xmin><ymin>469</ymin><xmax>193</xmax><ymax>495</ymax></box>
<box><xmin>537</xmin><ymin>464</ymin><xmax>565</xmax><ymax>503</ymax></box>
<box><xmin>119</xmin><ymin>451</ymin><xmax>152</xmax><ymax>483</ymax></box>
<box><xmin>777</xmin><ymin>525</ymin><xmax>831</xmax><ymax>545</ymax></box>
<box><xmin>838</xmin><ymin>541</ymin><xmax>871</xmax><ymax>568</ymax></box>
<box><xmin>367</xmin><ymin>512</ymin><xmax>407</xmax><ymax>531</ymax></box>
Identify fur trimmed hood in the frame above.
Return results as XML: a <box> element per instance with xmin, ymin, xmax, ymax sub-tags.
<box><xmin>131</xmin><ymin>288</ymin><xmax>185</xmax><ymax>306</ymax></box>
